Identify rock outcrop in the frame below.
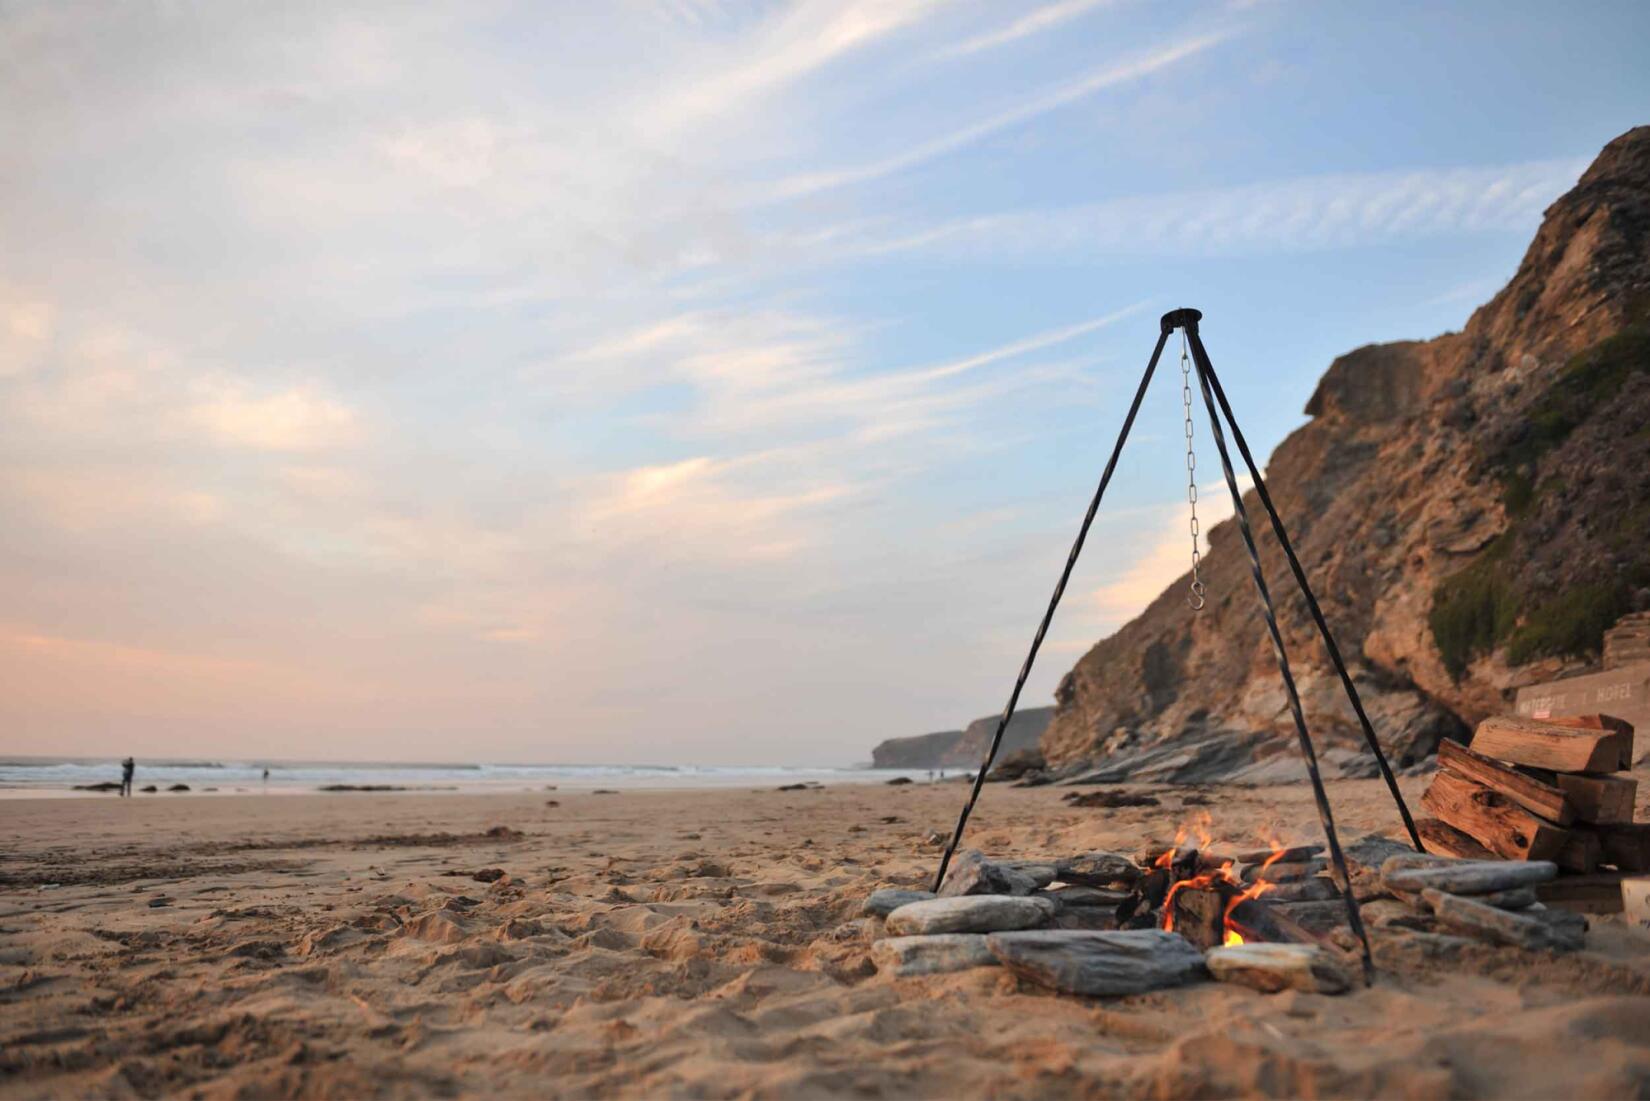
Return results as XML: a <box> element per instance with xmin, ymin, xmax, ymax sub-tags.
<box><xmin>870</xmin><ymin>730</ymin><xmax>962</xmax><ymax>768</ymax></box>
<box><xmin>871</xmin><ymin>706</ymin><xmax>1056</xmax><ymax>770</ymax></box>
<box><xmin>1043</xmin><ymin>126</ymin><xmax>1650</xmax><ymax>783</ymax></box>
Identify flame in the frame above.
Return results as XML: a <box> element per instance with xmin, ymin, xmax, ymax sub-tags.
<box><xmin>1157</xmin><ymin>827</ymin><xmax>1291</xmax><ymax>944</ymax></box>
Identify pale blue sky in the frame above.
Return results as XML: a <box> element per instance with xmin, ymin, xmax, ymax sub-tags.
<box><xmin>2</xmin><ymin>1</ymin><xmax>1645</xmax><ymax>765</ymax></box>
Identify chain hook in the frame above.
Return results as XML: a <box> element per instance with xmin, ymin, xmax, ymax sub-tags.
<box><xmin>1180</xmin><ymin>331</ymin><xmax>1206</xmax><ymax>612</ymax></box>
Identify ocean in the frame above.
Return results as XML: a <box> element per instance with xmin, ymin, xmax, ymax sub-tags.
<box><xmin>0</xmin><ymin>757</ymin><xmax>934</xmax><ymax>797</ymax></box>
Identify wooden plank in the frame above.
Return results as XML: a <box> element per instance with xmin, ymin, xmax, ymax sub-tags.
<box><xmin>1470</xmin><ymin>715</ymin><xmax>1631</xmax><ymax>772</ymax></box>
<box><xmin>1597</xmin><ymin>823</ymin><xmax>1650</xmax><ymax>872</ymax></box>
<box><xmin>1416</xmin><ymin>817</ymin><xmax>1495</xmax><ymax>860</ymax></box>
<box><xmin>1551</xmin><ymin>772</ymin><xmax>1638</xmax><ymax>824</ymax></box>
<box><xmin>1420</xmin><ymin>768</ymin><xmax>1570</xmax><ymax>861</ymax></box>
<box><xmin>1438</xmin><ymin>739</ymin><xmax>1575</xmax><ymax>825</ymax></box>
<box><xmin>1555</xmin><ymin>827</ymin><xmax>1602</xmax><ymax>873</ymax></box>
<box><xmin>1536</xmin><ymin>871</ymin><xmax>1626</xmax><ymax>914</ymax></box>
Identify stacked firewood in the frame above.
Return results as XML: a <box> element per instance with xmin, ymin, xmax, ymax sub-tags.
<box><xmin>1418</xmin><ymin>713</ymin><xmax>1644</xmax><ymax>913</ymax></box>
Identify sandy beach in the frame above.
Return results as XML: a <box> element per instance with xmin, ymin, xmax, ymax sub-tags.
<box><xmin>5</xmin><ymin>776</ymin><xmax>1650</xmax><ymax>1098</ymax></box>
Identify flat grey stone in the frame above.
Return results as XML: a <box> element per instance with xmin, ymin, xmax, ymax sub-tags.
<box><xmin>1003</xmin><ymin>861</ymin><xmax>1058</xmax><ymax>887</ymax></box>
<box><xmin>863</xmin><ymin>888</ymin><xmax>936</xmax><ymax>917</ymax></box>
<box><xmin>1471</xmin><ymin>886</ymin><xmax>1538</xmax><ymax>910</ymax></box>
<box><xmin>1046</xmin><ymin>885</ymin><xmax>1130</xmax><ymax>907</ymax></box>
<box><xmin>1343</xmin><ymin>834</ymin><xmax>1418</xmax><ymax>872</ymax></box>
<box><xmin>886</xmin><ymin>894</ymin><xmax>1054</xmax><ymax>935</ymax></box>
<box><xmin>1054</xmin><ymin>851</ymin><xmax>1140</xmax><ymax>887</ymax></box>
<box><xmin>1258</xmin><ymin>877</ymin><xmax>1340</xmax><ymax>903</ymax></box>
<box><xmin>1206</xmin><ymin>943</ymin><xmax>1353</xmax><ymax>994</ymax></box>
<box><xmin>1383</xmin><ymin>860</ymin><xmax>1557</xmax><ymax>895</ymax></box>
<box><xmin>1241</xmin><ymin>858</ymin><xmax>1327</xmax><ymax>884</ymax></box>
<box><xmin>1052</xmin><ymin>907</ymin><xmax>1121</xmax><ymax>931</ymax></box>
<box><xmin>1233</xmin><ymin>844</ymin><xmax>1324</xmax><ymax>866</ymax></box>
<box><xmin>870</xmin><ymin>934</ymin><xmax>998</xmax><ymax>976</ymax></box>
<box><xmin>1422</xmin><ymin>888</ymin><xmax>1581</xmax><ymax>951</ymax></box>
<box><xmin>937</xmin><ymin>850</ymin><xmax>1040</xmax><ymax>897</ymax></box>
<box><xmin>985</xmin><ymin>929</ymin><xmax>1206</xmax><ymax>996</ymax></box>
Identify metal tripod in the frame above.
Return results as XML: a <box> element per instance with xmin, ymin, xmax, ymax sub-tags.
<box><xmin>931</xmin><ymin>307</ymin><xmax>1424</xmax><ymax>983</ymax></box>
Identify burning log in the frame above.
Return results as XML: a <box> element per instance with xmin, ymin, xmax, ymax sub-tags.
<box><xmin>1225</xmin><ymin>897</ymin><xmax>1335</xmax><ymax>948</ymax></box>
<box><xmin>1166</xmin><ymin>882</ymin><xmax>1238</xmax><ymax>950</ymax></box>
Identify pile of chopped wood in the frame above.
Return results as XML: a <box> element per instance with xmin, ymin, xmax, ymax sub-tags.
<box><xmin>1418</xmin><ymin>713</ymin><xmax>1643</xmax><ymax>914</ymax></box>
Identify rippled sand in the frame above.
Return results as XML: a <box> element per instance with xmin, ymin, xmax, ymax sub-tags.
<box><xmin>4</xmin><ymin>776</ymin><xmax>1650</xmax><ymax>1098</ymax></box>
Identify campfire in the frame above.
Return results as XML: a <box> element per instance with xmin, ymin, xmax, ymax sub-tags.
<box><xmin>1112</xmin><ymin>815</ymin><xmax>1340</xmax><ymax>951</ymax></box>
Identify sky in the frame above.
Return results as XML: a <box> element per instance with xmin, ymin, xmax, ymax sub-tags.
<box><xmin>2</xmin><ymin>1</ymin><xmax>1647</xmax><ymax>767</ymax></box>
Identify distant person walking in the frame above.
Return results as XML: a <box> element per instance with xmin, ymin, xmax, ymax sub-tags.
<box><xmin>262</xmin><ymin>767</ymin><xmax>270</xmax><ymax>790</ymax></box>
<box><xmin>121</xmin><ymin>756</ymin><xmax>135</xmax><ymax>798</ymax></box>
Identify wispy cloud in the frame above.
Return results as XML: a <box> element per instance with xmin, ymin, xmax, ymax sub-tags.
<box><xmin>188</xmin><ymin>384</ymin><xmax>360</xmax><ymax>452</ymax></box>
<box><xmin>839</xmin><ymin>157</ymin><xmax>1588</xmax><ymax>258</ymax></box>
<box><xmin>649</xmin><ymin>0</ymin><xmax>943</xmax><ymax>132</ymax></box>
<box><xmin>767</xmin><ymin>32</ymin><xmax>1228</xmax><ymax>200</ymax></box>
<box><xmin>933</xmin><ymin>0</ymin><xmax>1116</xmax><ymax>60</ymax></box>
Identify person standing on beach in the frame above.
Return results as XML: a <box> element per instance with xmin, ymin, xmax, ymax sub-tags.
<box><xmin>120</xmin><ymin>756</ymin><xmax>135</xmax><ymax>797</ymax></box>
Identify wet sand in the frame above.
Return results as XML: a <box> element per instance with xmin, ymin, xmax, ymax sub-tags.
<box><xmin>4</xmin><ymin>776</ymin><xmax>1650</xmax><ymax>1098</ymax></box>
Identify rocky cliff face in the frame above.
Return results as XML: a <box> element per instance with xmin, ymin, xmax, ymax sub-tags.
<box><xmin>870</xmin><ymin>730</ymin><xmax>962</xmax><ymax>768</ymax></box>
<box><xmin>871</xmin><ymin>706</ymin><xmax>1055</xmax><ymax>770</ymax></box>
<box><xmin>947</xmin><ymin>706</ymin><xmax>1054</xmax><ymax>769</ymax></box>
<box><xmin>1043</xmin><ymin>127</ymin><xmax>1650</xmax><ymax>783</ymax></box>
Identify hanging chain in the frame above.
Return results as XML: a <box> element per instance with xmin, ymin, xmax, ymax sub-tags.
<box><xmin>1180</xmin><ymin>332</ymin><xmax>1206</xmax><ymax>611</ymax></box>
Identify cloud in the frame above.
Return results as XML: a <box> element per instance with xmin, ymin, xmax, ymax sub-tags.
<box><xmin>767</xmin><ymin>31</ymin><xmax>1229</xmax><ymax>199</ymax></box>
<box><xmin>932</xmin><ymin>0</ymin><xmax>1116</xmax><ymax>60</ymax></box>
<box><xmin>845</xmin><ymin>157</ymin><xmax>1588</xmax><ymax>259</ymax></box>
<box><xmin>1080</xmin><ymin>474</ymin><xmax>1248</xmax><ymax>640</ymax></box>
<box><xmin>649</xmin><ymin>0</ymin><xmax>942</xmax><ymax>132</ymax></box>
<box><xmin>0</xmin><ymin>292</ymin><xmax>54</xmax><ymax>378</ymax></box>
<box><xmin>577</xmin><ymin>454</ymin><xmax>852</xmax><ymax>563</ymax></box>
<box><xmin>188</xmin><ymin>385</ymin><xmax>359</xmax><ymax>452</ymax></box>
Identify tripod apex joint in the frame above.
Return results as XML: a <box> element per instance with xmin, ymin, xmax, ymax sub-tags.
<box><xmin>1160</xmin><ymin>307</ymin><xmax>1202</xmax><ymax>333</ymax></box>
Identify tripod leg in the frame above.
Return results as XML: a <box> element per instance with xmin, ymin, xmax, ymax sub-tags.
<box><xmin>1185</xmin><ymin>330</ymin><xmax>1375</xmax><ymax>984</ymax></box>
<box><xmin>1191</xmin><ymin>347</ymin><xmax>1424</xmax><ymax>851</ymax></box>
<box><xmin>932</xmin><ymin>328</ymin><xmax>1172</xmax><ymax>892</ymax></box>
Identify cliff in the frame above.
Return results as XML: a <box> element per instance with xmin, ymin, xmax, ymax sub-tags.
<box><xmin>871</xmin><ymin>706</ymin><xmax>1056</xmax><ymax>770</ymax></box>
<box><xmin>871</xmin><ymin>730</ymin><xmax>962</xmax><ymax>769</ymax></box>
<box><xmin>1043</xmin><ymin>126</ymin><xmax>1650</xmax><ymax>782</ymax></box>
